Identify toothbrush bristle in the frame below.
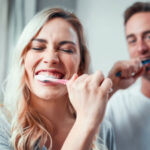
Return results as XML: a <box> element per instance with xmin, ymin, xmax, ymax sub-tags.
<box><xmin>35</xmin><ymin>75</ymin><xmax>67</xmax><ymax>85</ymax></box>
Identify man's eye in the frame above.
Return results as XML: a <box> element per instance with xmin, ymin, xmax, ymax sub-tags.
<box><xmin>128</xmin><ymin>39</ymin><xmax>136</xmax><ymax>44</ymax></box>
<box><xmin>60</xmin><ymin>49</ymin><xmax>74</xmax><ymax>53</ymax></box>
<box><xmin>145</xmin><ymin>34</ymin><xmax>150</xmax><ymax>40</ymax></box>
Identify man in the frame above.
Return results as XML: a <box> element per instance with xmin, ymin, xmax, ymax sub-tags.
<box><xmin>105</xmin><ymin>2</ymin><xmax>150</xmax><ymax>150</ymax></box>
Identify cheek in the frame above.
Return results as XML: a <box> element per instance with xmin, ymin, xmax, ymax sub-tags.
<box><xmin>24</xmin><ymin>53</ymin><xmax>32</xmax><ymax>74</ymax></box>
<box><xmin>63</xmin><ymin>55</ymin><xmax>80</xmax><ymax>73</ymax></box>
<box><xmin>24</xmin><ymin>52</ymin><xmax>39</xmax><ymax>76</ymax></box>
<box><xmin>128</xmin><ymin>48</ymin><xmax>137</xmax><ymax>58</ymax></box>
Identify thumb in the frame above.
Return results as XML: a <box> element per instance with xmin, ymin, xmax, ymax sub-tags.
<box><xmin>67</xmin><ymin>73</ymin><xmax>78</xmax><ymax>86</ymax></box>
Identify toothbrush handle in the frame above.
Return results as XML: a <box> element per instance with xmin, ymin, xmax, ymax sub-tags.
<box><xmin>115</xmin><ymin>71</ymin><xmax>122</xmax><ymax>77</ymax></box>
<box><xmin>141</xmin><ymin>59</ymin><xmax>150</xmax><ymax>65</ymax></box>
<box><xmin>56</xmin><ymin>79</ymin><xmax>68</xmax><ymax>85</ymax></box>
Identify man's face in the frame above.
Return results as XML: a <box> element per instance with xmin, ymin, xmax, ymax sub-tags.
<box><xmin>125</xmin><ymin>12</ymin><xmax>150</xmax><ymax>80</ymax></box>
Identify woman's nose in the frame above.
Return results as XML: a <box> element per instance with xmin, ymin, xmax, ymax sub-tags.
<box><xmin>43</xmin><ymin>49</ymin><xmax>59</xmax><ymax>65</ymax></box>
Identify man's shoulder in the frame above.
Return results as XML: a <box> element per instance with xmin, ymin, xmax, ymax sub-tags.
<box><xmin>109</xmin><ymin>85</ymin><xmax>141</xmax><ymax>106</ymax></box>
<box><xmin>105</xmin><ymin>85</ymin><xmax>143</xmax><ymax>121</ymax></box>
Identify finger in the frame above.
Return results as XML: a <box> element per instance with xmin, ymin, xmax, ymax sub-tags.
<box><xmin>90</xmin><ymin>70</ymin><xmax>104</xmax><ymax>87</ymax></box>
<box><xmin>67</xmin><ymin>73</ymin><xmax>78</xmax><ymax>86</ymax></box>
<box><xmin>134</xmin><ymin>67</ymin><xmax>145</xmax><ymax>80</ymax></box>
<box><xmin>114</xmin><ymin>58</ymin><xmax>140</xmax><ymax>78</ymax></box>
<box><xmin>121</xmin><ymin>64</ymin><xmax>131</xmax><ymax>77</ymax></box>
<box><xmin>128</xmin><ymin>59</ymin><xmax>142</xmax><ymax>77</ymax></box>
<box><xmin>99</xmin><ymin>78</ymin><xmax>112</xmax><ymax>98</ymax></box>
<box><xmin>74</xmin><ymin>74</ymin><xmax>89</xmax><ymax>84</ymax></box>
<box><xmin>67</xmin><ymin>74</ymin><xmax>89</xmax><ymax>92</ymax></box>
<box><xmin>121</xmin><ymin>59</ymin><xmax>142</xmax><ymax>78</ymax></box>
<box><xmin>133</xmin><ymin>58</ymin><xmax>142</xmax><ymax>72</ymax></box>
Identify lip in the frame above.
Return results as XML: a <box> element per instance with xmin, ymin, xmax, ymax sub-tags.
<box><xmin>35</xmin><ymin>69</ymin><xmax>65</xmax><ymax>79</ymax></box>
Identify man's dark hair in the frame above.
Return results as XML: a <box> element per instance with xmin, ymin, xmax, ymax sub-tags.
<box><xmin>124</xmin><ymin>2</ymin><xmax>150</xmax><ymax>25</ymax></box>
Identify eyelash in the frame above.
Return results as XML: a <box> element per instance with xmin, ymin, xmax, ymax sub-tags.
<box><xmin>128</xmin><ymin>38</ymin><xmax>136</xmax><ymax>45</ymax></box>
<box><xmin>60</xmin><ymin>49</ymin><xmax>74</xmax><ymax>53</ymax></box>
<box><xmin>32</xmin><ymin>47</ymin><xmax>45</xmax><ymax>51</ymax></box>
<box><xmin>31</xmin><ymin>47</ymin><xmax>74</xmax><ymax>53</ymax></box>
<box><xmin>145</xmin><ymin>34</ymin><xmax>150</xmax><ymax>40</ymax></box>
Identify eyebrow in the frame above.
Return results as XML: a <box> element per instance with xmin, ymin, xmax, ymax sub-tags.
<box><xmin>143</xmin><ymin>30</ymin><xmax>150</xmax><ymax>35</ymax></box>
<box><xmin>126</xmin><ymin>30</ymin><xmax>150</xmax><ymax>39</ymax></box>
<box><xmin>59</xmin><ymin>40</ymin><xmax>76</xmax><ymax>46</ymax></box>
<box><xmin>32</xmin><ymin>39</ymin><xmax>76</xmax><ymax>46</ymax></box>
<box><xmin>32</xmin><ymin>38</ymin><xmax>47</xmax><ymax>43</ymax></box>
<box><xmin>126</xmin><ymin>34</ymin><xmax>135</xmax><ymax>40</ymax></box>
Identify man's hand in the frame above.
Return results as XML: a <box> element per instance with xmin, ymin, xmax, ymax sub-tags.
<box><xmin>108</xmin><ymin>58</ymin><xmax>144</xmax><ymax>98</ymax></box>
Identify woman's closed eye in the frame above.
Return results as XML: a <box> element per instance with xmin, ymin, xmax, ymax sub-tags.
<box><xmin>31</xmin><ymin>46</ymin><xmax>46</xmax><ymax>51</ymax></box>
<box><xmin>59</xmin><ymin>48</ymin><xmax>74</xmax><ymax>54</ymax></box>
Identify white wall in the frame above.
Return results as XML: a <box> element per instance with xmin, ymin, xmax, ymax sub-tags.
<box><xmin>76</xmin><ymin>0</ymin><xmax>149</xmax><ymax>75</ymax></box>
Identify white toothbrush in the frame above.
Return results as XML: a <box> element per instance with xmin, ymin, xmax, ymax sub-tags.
<box><xmin>35</xmin><ymin>74</ymin><xmax>68</xmax><ymax>85</ymax></box>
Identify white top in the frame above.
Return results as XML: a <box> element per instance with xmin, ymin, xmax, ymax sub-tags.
<box><xmin>105</xmin><ymin>84</ymin><xmax>150</xmax><ymax>150</ymax></box>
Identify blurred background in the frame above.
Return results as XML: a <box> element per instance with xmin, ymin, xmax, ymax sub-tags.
<box><xmin>0</xmin><ymin>0</ymin><xmax>149</xmax><ymax>101</ymax></box>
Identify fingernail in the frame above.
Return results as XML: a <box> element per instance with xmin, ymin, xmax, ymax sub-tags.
<box><xmin>131</xmin><ymin>72</ymin><xmax>135</xmax><ymax>76</ymax></box>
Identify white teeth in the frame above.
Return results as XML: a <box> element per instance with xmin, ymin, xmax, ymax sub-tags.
<box><xmin>48</xmin><ymin>75</ymin><xmax>58</xmax><ymax>79</ymax></box>
<box><xmin>37</xmin><ymin>72</ymin><xmax>62</xmax><ymax>79</ymax></box>
<box><xmin>37</xmin><ymin>74</ymin><xmax>59</xmax><ymax>79</ymax></box>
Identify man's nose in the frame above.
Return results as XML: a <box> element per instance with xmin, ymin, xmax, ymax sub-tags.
<box><xmin>137</xmin><ymin>39</ymin><xmax>149</xmax><ymax>55</ymax></box>
<box><xmin>43</xmin><ymin>49</ymin><xmax>60</xmax><ymax>65</ymax></box>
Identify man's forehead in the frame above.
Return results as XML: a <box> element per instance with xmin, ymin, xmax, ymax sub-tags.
<box><xmin>125</xmin><ymin>12</ymin><xmax>150</xmax><ymax>36</ymax></box>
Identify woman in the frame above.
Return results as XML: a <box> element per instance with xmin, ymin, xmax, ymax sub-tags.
<box><xmin>0</xmin><ymin>8</ymin><xmax>116</xmax><ymax>150</ymax></box>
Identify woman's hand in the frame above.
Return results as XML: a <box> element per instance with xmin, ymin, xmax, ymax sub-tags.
<box><xmin>61</xmin><ymin>71</ymin><xmax>112</xmax><ymax>150</ymax></box>
<box><xmin>67</xmin><ymin>70</ymin><xmax>112</xmax><ymax>129</ymax></box>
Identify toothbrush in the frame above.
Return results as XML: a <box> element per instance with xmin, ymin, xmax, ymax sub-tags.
<box><xmin>35</xmin><ymin>74</ymin><xmax>68</xmax><ymax>85</ymax></box>
<box><xmin>116</xmin><ymin>59</ymin><xmax>150</xmax><ymax>77</ymax></box>
<box><xmin>35</xmin><ymin>74</ymin><xmax>114</xmax><ymax>93</ymax></box>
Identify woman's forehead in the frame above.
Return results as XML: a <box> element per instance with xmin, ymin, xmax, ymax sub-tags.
<box><xmin>36</xmin><ymin>18</ymin><xmax>79</xmax><ymax>42</ymax></box>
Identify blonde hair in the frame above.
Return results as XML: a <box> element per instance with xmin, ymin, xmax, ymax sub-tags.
<box><xmin>3</xmin><ymin>8</ymin><xmax>106</xmax><ymax>150</ymax></box>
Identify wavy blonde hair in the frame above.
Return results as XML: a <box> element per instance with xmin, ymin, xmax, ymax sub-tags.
<box><xmin>3</xmin><ymin>8</ymin><xmax>107</xmax><ymax>150</ymax></box>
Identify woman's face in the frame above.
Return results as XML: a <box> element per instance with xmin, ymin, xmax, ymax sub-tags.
<box><xmin>24</xmin><ymin>18</ymin><xmax>81</xmax><ymax>100</ymax></box>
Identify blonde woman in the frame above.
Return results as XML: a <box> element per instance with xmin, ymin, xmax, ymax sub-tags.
<box><xmin>0</xmin><ymin>8</ymin><xmax>116</xmax><ymax>150</ymax></box>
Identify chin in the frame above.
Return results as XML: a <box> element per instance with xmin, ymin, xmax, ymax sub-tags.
<box><xmin>36</xmin><ymin>91</ymin><xmax>59</xmax><ymax>100</ymax></box>
<box><xmin>33</xmin><ymin>87</ymin><xmax>67</xmax><ymax>101</ymax></box>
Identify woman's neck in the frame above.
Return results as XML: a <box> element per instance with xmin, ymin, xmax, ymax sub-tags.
<box><xmin>30</xmin><ymin>94</ymin><xmax>75</xmax><ymax>150</ymax></box>
<box><xmin>30</xmin><ymin>94</ymin><xmax>73</xmax><ymax>128</ymax></box>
